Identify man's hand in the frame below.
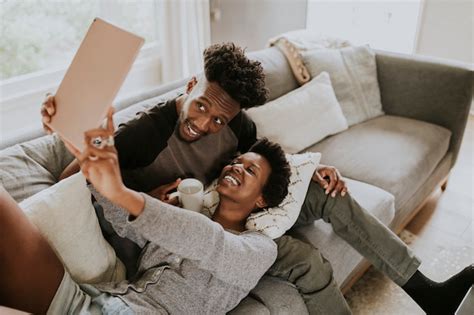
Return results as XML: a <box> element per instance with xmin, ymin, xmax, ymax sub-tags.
<box><xmin>41</xmin><ymin>94</ymin><xmax>56</xmax><ymax>134</ymax></box>
<box><xmin>312</xmin><ymin>164</ymin><xmax>348</xmax><ymax>198</ymax></box>
<box><xmin>147</xmin><ymin>179</ymin><xmax>182</xmax><ymax>206</ymax></box>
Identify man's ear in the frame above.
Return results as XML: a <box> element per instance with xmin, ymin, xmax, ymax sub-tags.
<box><xmin>255</xmin><ymin>195</ymin><xmax>267</xmax><ymax>210</ymax></box>
<box><xmin>186</xmin><ymin>76</ymin><xmax>198</xmax><ymax>94</ymax></box>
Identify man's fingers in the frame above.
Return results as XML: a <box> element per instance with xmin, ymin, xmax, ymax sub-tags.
<box><xmin>312</xmin><ymin>171</ymin><xmax>328</xmax><ymax>189</ymax></box>
<box><xmin>324</xmin><ymin>170</ymin><xmax>337</xmax><ymax>194</ymax></box>
<box><xmin>331</xmin><ymin>180</ymin><xmax>345</xmax><ymax>198</ymax></box>
<box><xmin>166</xmin><ymin>196</ymin><xmax>179</xmax><ymax>206</ymax></box>
<box><xmin>42</xmin><ymin>96</ymin><xmax>56</xmax><ymax>115</ymax></box>
<box><xmin>341</xmin><ymin>187</ymin><xmax>348</xmax><ymax>197</ymax></box>
<box><xmin>45</xmin><ymin>104</ymin><xmax>55</xmax><ymax>116</ymax></box>
<box><xmin>163</xmin><ymin>178</ymin><xmax>182</xmax><ymax>194</ymax></box>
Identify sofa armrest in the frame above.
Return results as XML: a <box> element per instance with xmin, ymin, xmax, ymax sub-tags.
<box><xmin>375</xmin><ymin>50</ymin><xmax>472</xmax><ymax>166</ymax></box>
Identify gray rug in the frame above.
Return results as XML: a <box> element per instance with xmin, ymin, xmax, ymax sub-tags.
<box><xmin>345</xmin><ymin>230</ymin><xmax>474</xmax><ymax>314</ymax></box>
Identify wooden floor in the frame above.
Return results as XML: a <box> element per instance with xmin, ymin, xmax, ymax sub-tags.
<box><xmin>406</xmin><ymin>114</ymin><xmax>473</xmax><ymax>259</ymax></box>
<box><xmin>346</xmin><ymin>114</ymin><xmax>473</xmax><ymax>314</ymax></box>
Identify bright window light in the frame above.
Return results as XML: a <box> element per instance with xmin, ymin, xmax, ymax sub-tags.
<box><xmin>0</xmin><ymin>0</ymin><xmax>158</xmax><ymax>81</ymax></box>
<box><xmin>306</xmin><ymin>0</ymin><xmax>424</xmax><ymax>54</ymax></box>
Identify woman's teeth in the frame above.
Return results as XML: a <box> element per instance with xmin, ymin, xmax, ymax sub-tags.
<box><xmin>224</xmin><ymin>174</ymin><xmax>239</xmax><ymax>186</ymax></box>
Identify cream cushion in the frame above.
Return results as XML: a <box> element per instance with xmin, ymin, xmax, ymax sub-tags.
<box><xmin>19</xmin><ymin>173</ymin><xmax>126</xmax><ymax>284</ymax></box>
<box><xmin>246</xmin><ymin>72</ymin><xmax>348</xmax><ymax>154</ymax></box>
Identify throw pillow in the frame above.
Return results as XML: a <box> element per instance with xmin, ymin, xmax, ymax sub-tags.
<box><xmin>19</xmin><ymin>173</ymin><xmax>126</xmax><ymax>284</ymax></box>
<box><xmin>245</xmin><ymin>72</ymin><xmax>348</xmax><ymax>154</ymax></box>
<box><xmin>302</xmin><ymin>45</ymin><xmax>384</xmax><ymax>126</ymax></box>
<box><xmin>202</xmin><ymin>152</ymin><xmax>321</xmax><ymax>239</ymax></box>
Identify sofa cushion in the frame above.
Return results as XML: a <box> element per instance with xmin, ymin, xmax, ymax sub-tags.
<box><xmin>292</xmin><ymin>178</ymin><xmax>395</xmax><ymax>286</ymax></box>
<box><xmin>20</xmin><ymin>173</ymin><xmax>126</xmax><ymax>284</ymax></box>
<box><xmin>247</xmin><ymin>46</ymin><xmax>299</xmax><ymax>102</ymax></box>
<box><xmin>246</xmin><ymin>72</ymin><xmax>348</xmax><ymax>154</ymax></box>
<box><xmin>0</xmin><ymin>134</ymin><xmax>74</xmax><ymax>202</ymax></box>
<box><xmin>302</xmin><ymin>45</ymin><xmax>384</xmax><ymax>126</ymax></box>
<box><xmin>305</xmin><ymin>115</ymin><xmax>451</xmax><ymax>210</ymax></box>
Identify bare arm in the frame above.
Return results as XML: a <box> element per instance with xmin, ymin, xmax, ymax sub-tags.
<box><xmin>58</xmin><ymin>159</ymin><xmax>80</xmax><ymax>181</ymax></box>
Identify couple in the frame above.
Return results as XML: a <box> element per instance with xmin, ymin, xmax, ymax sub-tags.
<box><xmin>1</xmin><ymin>43</ymin><xmax>472</xmax><ymax>314</ymax></box>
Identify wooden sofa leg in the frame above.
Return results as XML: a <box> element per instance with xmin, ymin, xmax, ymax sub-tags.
<box><xmin>441</xmin><ymin>178</ymin><xmax>449</xmax><ymax>191</ymax></box>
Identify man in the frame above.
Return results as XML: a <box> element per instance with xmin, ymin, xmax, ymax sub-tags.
<box><xmin>0</xmin><ymin>110</ymin><xmax>292</xmax><ymax>314</ymax></box>
<box><xmin>41</xmin><ymin>43</ymin><xmax>473</xmax><ymax>314</ymax></box>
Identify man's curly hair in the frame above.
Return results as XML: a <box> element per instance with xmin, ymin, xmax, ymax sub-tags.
<box><xmin>203</xmin><ymin>43</ymin><xmax>268</xmax><ymax>108</ymax></box>
<box><xmin>249</xmin><ymin>138</ymin><xmax>291</xmax><ymax>209</ymax></box>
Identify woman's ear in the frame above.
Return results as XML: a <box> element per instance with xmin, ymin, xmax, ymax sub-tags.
<box><xmin>255</xmin><ymin>196</ymin><xmax>267</xmax><ymax>210</ymax></box>
<box><xmin>186</xmin><ymin>76</ymin><xmax>198</xmax><ymax>94</ymax></box>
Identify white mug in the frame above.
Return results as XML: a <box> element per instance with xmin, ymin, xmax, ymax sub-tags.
<box><xmin>169</xmin><ymin>178</ymin><xmax>204</xmax><ymax>212</ymax></box>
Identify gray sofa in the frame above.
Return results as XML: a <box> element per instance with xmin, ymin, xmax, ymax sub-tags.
<box><xmin>0</xmin><ymin>46</ymin><xmax>471</xmax><ymax>314</ymax></box>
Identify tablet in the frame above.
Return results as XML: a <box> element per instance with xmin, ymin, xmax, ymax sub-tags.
<box><xmin>47</xmin><ymin>18</ymin><xmax>144</xmax><ymax>150</ymax></box>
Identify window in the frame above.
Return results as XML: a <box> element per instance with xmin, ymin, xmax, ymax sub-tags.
<box><xmin>306</xmin><ymin>0</ymin><xmax>424</xmax><ymax>54</ymax></box>
<box><xmin>0</xmin><ymin>0</ymin><xmax>162</xmax><ymax>147</ymax></box>
<box><xmin>0</xmin><ymin>0</ymin><xmax>158</xmax><ymax>80</ymax></box>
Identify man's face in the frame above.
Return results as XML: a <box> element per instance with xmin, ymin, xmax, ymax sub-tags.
<box><xmin>216</xmin><ymin>152</ymin><xmax>271</xmax><ymax>214</ymax></box>
<box><xmin>178</xmin><ymin>77</ymin><xmax>241</xmax><ymax>142</ymax></box>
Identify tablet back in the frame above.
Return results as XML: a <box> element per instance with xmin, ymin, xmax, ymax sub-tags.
<box><xmin>48</xmin><ymin>18</ymin><xmax>144</xmax><ymax>150</ymax></box>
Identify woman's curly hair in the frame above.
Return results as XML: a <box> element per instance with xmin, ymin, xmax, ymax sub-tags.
<box><xmin>203</xmin><ymin>43</ymin><xmax>268</xmax><ymax>108</ymax></box>
<box><xmin>249</xmin><ymin>138</ymin><xmax>291</xmax><ymax>209</ymax></box>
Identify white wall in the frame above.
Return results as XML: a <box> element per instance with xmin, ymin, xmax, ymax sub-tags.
<box><xmin>416</xmin><ymin>0</ymin><xmax>473</xmax><ymax>65</ymax></box>
<box><xmin>210</xmin><ymin>0</ymin><xmax>307</xmax><ymax>51</ymax></box>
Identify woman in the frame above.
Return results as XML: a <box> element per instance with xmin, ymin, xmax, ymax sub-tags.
<box><xmin>0</xmin><ymin>109</ymin><xmax>291</xmax><ymax>314</ymax></box>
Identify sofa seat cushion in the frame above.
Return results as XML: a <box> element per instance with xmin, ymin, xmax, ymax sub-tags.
<box><xmin>305</xmin><ymin>115</ymin><xmax>451</xmax><ymax>210</ymax></box>
<box><xmin>291</xmin><ymin>178</ymin><xmax>395</xmax><ymax>286</ymax></box>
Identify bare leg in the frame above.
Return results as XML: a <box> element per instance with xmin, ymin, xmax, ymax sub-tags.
<box><xmin>0</xmin><ymin>186</ymin><xmax>64</xmax><ymax>314</ymax></box>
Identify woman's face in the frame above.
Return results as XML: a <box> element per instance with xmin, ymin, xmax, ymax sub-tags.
<box><xmin>216</xmin><ymin>152</ymin><xmax>271</xmax><ymax>215</ymax></box>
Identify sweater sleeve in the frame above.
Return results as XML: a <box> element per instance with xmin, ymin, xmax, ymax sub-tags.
<box><xmin>128</xmin><ymin>194</ymin><xmax>277</xmax><ymax>288</ymax></box>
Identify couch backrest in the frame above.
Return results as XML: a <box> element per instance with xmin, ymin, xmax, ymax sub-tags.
<box><xmin>247</xmin><ymin>46</ymin><xmax>299</xmax><ymax>102</ymax></box>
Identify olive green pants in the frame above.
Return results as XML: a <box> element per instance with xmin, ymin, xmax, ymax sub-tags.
<box><xmin>267</xmin><ymin>181</ymin><xmax>421</xmax><ymax>315</ymax></box>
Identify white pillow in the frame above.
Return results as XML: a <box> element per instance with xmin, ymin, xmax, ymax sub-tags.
<box><xmin>203</xmin><ymin>152</ymin><xmax>321</xmax><ymax>239</ymax></box>
<box><xmin>302</xmin><ymin>45</ymin><xmax>384</xmax><ymax>126</ymax></box>
<box><xmin>19</xmin><ymin>173</ymin><xmax>126</xmax><ymax>284</ymax></box>
<box><xmin>246</xmin><ymin>72</ymin><xmax>348</xmax><ymax>154</ymax></box>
